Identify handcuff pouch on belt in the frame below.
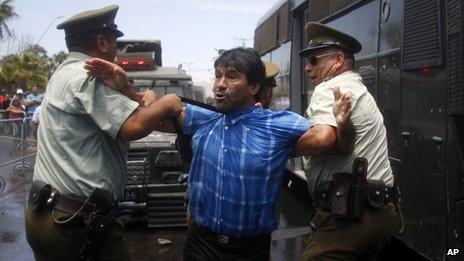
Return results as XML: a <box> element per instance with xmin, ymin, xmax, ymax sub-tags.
<box><xmin>366</xmin><ymin>179</ymin><xmax>386</xmax><ymax>208</ymax></box>
<box><xmin>331</xmin><ymin>157</ymin><xmax>367</xmax><ymax>221</ymax></box>
<box><xmin>28</xmin><ymin>179</ymin><xmax>51</xmax><ymax>212</ymax></box>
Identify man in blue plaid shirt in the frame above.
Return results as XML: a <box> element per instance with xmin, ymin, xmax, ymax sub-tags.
<box><xmin>86</xmin><ymin>47</ymin><xmax>353</xmax><ymax>260</ymax></box>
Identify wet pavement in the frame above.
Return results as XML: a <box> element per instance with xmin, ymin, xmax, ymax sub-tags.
<box><xmin>0</xmin><ymin>158</ymin><xmax>35</xmax><ymax>261</ymax></box>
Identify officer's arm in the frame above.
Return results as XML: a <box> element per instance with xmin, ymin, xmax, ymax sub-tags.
<box><xmin>333</xmin><ymin>119</ymin><xmax>355</xmax><ymax>154</ymax></box>
<box><xmin>118</xmin><ymin>94</ymin><xmax>185</xmax><ymax>141</ymax></box>
<box><xmin>83</xmin><ymin>58</ymin><xmax>186</xmax><ymax>139</ymax></box>
<box><xmin>294</xmin><ymin>86</ymin><xmax>354</xmax><ymax>156</ymax></box>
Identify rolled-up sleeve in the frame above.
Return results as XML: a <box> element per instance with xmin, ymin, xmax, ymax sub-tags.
<box><xmin>74</xmin><ymin>77</ymin><xmax>139</xmax><ymax>139</ymax></box>
<box><xmin>307</xmin><ymin>84</ymin><xmax>337</xmax><ymax>127</ymax></box>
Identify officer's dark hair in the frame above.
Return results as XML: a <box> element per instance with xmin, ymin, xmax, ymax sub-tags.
<box><xmin>214</xmin><ymin>47</ymin><xmax>266</xmax><ymax>86</ymax></box>
<box><xmin>65</xmin><ymin>29</ymin><xmax>116</xmax><ymax>52</ymax></box>
<box><xmin>343</xmin><ymin>51</ymin><xmax>355</xmax><ymax>68</ymax></box>
<box><xmin>323</xmin><ymin>46</ymin><xmax>355</xmax><ymax>68</ymax></box>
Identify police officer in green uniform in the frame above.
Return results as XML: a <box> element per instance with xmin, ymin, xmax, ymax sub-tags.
<box><xmin>25</xmin><ymin>5</ymin><xmax>182</xmax><ymax>260</ymax></box>
<box><xmin>299</xmin><ymin>22</ymin><xmax>396</xmax><ymax>260</ymax></box>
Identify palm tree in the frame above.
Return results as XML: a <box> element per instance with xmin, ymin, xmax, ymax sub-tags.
<box><xmin>0</xmin><ymin>52</ymin><xmax>48</xmax><ymax>91</ymax></box>
<box><xmin>0</xmin><ymin>0</ymin><xmax>18</xmax><ymax>40</ymax></box>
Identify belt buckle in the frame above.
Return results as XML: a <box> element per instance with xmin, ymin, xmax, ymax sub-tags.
<box><xmin>217</xmin><ymin>234</ymin><xmax>229</xmax><ymax>244</ymax></box>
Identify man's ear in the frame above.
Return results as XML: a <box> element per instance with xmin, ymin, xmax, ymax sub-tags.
<box><xmin>250</xmin><ymin>83</ymin><xmax>261</xmax><ymax>96</ymax></box>
<box><xmin>333</xmin><ymin>52</ymin><xmax>345</xmax><ymax>71</ymax></box>
<box><xmin>96</xmin><ymin>34</ymin><xmax>108</xmax><ymax>52</ymax></box>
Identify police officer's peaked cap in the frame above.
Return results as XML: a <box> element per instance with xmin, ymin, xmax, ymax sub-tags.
<box><xmin>263</xmin><ymin>61</ymin><xmax>279</xmax><ymax>88</ymax></box>
<box><xmin>57</xmin><ymin>5</ymin><xmax>124</xmax><ymax>38</ymax></box>
<box><xmin>299</xmin><ymin>22</ymin><xmax>361</xmax><ymax>57</ymax></box>
<box><xmin>264</xmin><ymin>61</ymin><xmax>279</xmax><ymax>79</ymax></box>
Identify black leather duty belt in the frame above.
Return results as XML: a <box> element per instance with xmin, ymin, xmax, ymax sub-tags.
<box><xmin>314</xmin><ymin>180</ymin><xmax>397</xmax><ymax>211</ymax></box>
<box><xmin>28</xmin><ymin>181</ymin><xmax>101</xmax><ymax>218</ymax></box>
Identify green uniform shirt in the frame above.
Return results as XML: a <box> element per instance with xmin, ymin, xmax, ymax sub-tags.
<box><xmin>33</xmin><ymin>52</ymin><xmax>139</xmax><ymax>200</ymax></box>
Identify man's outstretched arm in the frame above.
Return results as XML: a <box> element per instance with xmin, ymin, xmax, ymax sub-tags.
<box><xmin>294</xmin><ymin>86</ymin><xmax>354</xmax><ymax>157</ymax></box>
<box><xmin>84</xmin><ymin>58</ymin><xmax>185</xmax><ymax>140</ymax></box>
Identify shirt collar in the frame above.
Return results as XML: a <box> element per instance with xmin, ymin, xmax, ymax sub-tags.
<box><xmin>68</xmin><ymin>51</ymin><xmax>91</xmax><ymax>61</ymax></box>
<box><xmin>323</xmin><ymin>70</ymin><xmax>360</xmax><ymax>84</ymax></box>
<box><xmin>225</xmin><ymin>105</ymin><xmax>259</xmax><ymax>122</ymax></box>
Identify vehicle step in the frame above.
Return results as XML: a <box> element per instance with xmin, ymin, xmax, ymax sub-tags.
<box><xmin>147</xmin><ymin>192</ymin><xmax>185</xmax><ymax>199</ymax></box>
<box><xmin>148</xmin><ymin>212</ymin><xmax>186</xmax><ymax>218</ymax></box>
<box><xmin>148</xmin><ymin>206</ymin><xmax>185</xmax><ymax>212</ymax></box>
<box><xmin>148</xmin><ymin>218</ymin><xmax>186</xmax><ymax>227</ymax></box>
<box><xmin>147</xmin><ymin>223</ymin><xmax>187</xmax><ymax>228</ymax></box>
<box><xmin>148</xmin><ymin>200</ymin><xmax>185</xmax><ymax>206</ymax></box>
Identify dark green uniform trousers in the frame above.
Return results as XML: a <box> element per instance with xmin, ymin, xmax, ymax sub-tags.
<box><xmin>302</xmin><ymin>203</ymin><xmax>395</xmax><ymax>261</ymax></box>
<box><xmin>25</xmin><ymin>207</ymin><xmax>130</xmax><ymax>261</ymax></box>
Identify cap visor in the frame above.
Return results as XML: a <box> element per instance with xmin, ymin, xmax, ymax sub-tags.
<box><xmin>299</xmin><ymin>45</ymin><xmax>341</xmax><ymax>57</ymax></box>
<box><xmin>112</xmin><ymin>29</ymin><xmax>124</xmax><ymax>38</ymax></box>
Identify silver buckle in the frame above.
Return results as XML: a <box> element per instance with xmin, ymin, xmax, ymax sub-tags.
<box><xmin>217</xmin><ymin>234</ymin><xmax>229</xmax><ymax>244</ymax></box>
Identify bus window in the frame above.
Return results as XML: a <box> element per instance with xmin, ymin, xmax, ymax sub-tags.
<box><xmin>326</xmin><ymin>1</ymin><xmax>380</xmax><ymax>58</ymax></box>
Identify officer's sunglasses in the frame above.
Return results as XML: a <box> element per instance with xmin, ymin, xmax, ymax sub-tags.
<box><xmin>307</xmin><ymin>52</ymin><xmax>337</xmax><ymax>66</ymax></box>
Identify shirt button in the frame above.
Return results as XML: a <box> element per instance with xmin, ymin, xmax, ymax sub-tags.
<box><xmin>225</xmin><ymin>126</ymin><xmax>229</xmax><ymax>130</ymax></box>
<box><xmin>224</xmin><ymin>149</ymin><xmax>227</xmax><ymax>152</ymax></box>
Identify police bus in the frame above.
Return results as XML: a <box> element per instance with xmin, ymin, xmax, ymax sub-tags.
<box><xmin>254</xmin><ymin>0</ymin><xmax>463</xmax><ymax>260</ymax></box>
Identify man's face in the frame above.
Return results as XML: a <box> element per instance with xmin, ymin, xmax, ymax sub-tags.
<box><xmin>32</xmin><ymin>86</ymin><xmax>38</xmax><ymax>94</ymax></box>
<box><xmin>213</xmin><ymin>66</ymin><xmax>258</xmax><ymax>114</ymax></box>
<box><xmin>304</xmin><ymin>49</ymin><xmax>338</xmax><ymax>86</ymax></box>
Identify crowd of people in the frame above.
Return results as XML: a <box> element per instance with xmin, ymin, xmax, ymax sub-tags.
<box><xmin>0</xmin><ymin>87</ymin><xmax>43</xmax><ymax>119</ymax></box>
<box><xmin>0</xmin><ymin>87</ymin><xmax>43</xmax><ymax>138</ymax></box>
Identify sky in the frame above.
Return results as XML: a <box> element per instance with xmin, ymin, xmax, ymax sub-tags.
<box><xmin>1</xmin><ymin>0</ymin><xmax>281</xmax><ymax>96</ymax></box>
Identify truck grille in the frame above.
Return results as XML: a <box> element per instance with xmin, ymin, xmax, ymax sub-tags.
<box><xmin>147</xmin><ymin>184</ymin><xmax>187</xmax><ymax>228</ymax></box>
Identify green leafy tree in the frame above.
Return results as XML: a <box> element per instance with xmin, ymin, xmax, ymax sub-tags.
<box><xmin>0</xmin><ymin>51</ymin><xmax>49</xmax><ymax>92</ymax></box>
<box><xmin>0</xmin><ymin>0</ymin><xmax>18</xmax><ymax>40</ymax></box>
<box><xmin>51</xmin><ymin>51</ymin><xmax>68</xmax><ymax>69</ymax></box>
<box><xmin>23</xmin><ymin>44</ymin><xmax>48</xmax><ymax>58</ymax></box>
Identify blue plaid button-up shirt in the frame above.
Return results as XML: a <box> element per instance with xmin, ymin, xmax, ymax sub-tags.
<box><xmin>183</xmin><ymin>104</ymin><xmax>312</xmax><ymax>237</ymax></box>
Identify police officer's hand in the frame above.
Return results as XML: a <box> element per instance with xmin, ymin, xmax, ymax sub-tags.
<box><xmin>332</xmin><ymin>86</ymin><xmax>352</xmax><ymax>127</ymax></box>
<box><xmin>84</xmin><ymin>58</ymin><xmax>128</xmax><ymax>92</ymax></box>
<box><xmin>160</xmin><ymin>94</ymin><xmax>182</xmax><ymax>117</ymax></box>
<box><xmin>137</xmin><ymin>90</ymin><xmax>158</xmax><ymax>106</ymax></box>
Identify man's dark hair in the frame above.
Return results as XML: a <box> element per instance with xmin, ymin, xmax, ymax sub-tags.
<box><xmin>65</xmin><ymin>29</ymin><xmax>115</xmax><ymax>52</ymax></box>
<box><xmin>214</xmin><ymin>47</ymin><xmax>266</xmax><ymax>86</ymax></box>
